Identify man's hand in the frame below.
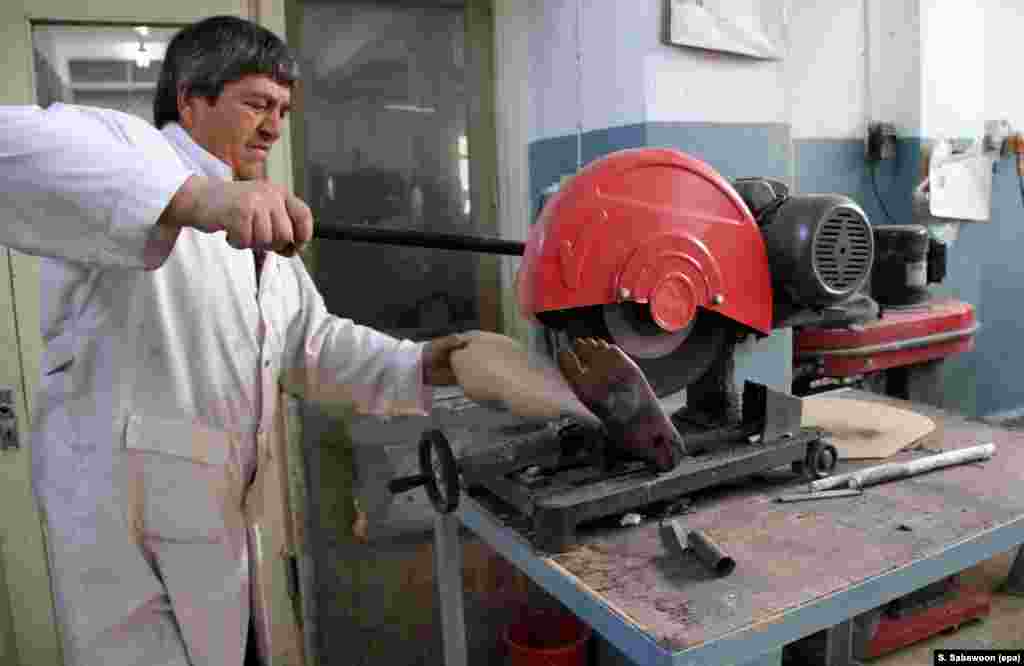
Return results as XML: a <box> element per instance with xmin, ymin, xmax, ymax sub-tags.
<box><xmin>422</xmin><ymin>333</ymin><xmax>471</xmax><ymax>386</ymax></box>
<box><xmin>159</xmin><ymin>175</ymin><xmax>314</xmax><ymax>256</ymax></box>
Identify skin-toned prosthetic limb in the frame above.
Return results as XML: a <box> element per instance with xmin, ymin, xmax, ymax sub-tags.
<box><xmin>557</xmin><ymin>337</ymin><xmax>687</xmax><ymax>472</ymax></box>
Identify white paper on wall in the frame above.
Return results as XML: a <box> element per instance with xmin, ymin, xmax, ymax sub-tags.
<box><xmin>666</xmin><ymin>0</ymin><xmax>785</xmax><ymax>61</ymax></box>
<box><xmin>928</xmin><ymin>139</ymin><xmax>994</xmax><ymax>222</ymax></box>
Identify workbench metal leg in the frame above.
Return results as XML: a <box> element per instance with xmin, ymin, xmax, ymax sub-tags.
<box><xmin>1006</xmin><ymin>545</ymin><xmax>1024</xmax><ymax>595</ymax></box>
<box><xmin>822</xmin><ymin>619</ymin><xmax>860</xmax><ymax>666</ymax></box>
<box><xmin>435</xmin><ymin>513</ymin><xmax>468</xmax><ymax>666</ymax></box>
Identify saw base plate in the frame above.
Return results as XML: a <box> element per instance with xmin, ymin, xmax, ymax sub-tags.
<box><xmin>463</xmin><ymin>425</ymin><xmax>826</xmax><ymax>553</ymax></box>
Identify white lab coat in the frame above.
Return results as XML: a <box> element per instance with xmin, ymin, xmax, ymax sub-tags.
<box><xmin>1</xmin><ymin>104</ymin><xmax>430</xmax><ymax>665</ymax></box>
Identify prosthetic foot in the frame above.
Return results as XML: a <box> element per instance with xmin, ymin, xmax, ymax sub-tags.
<box><xmin>557</xmin><ymin>337</ymin><xmax>687</xmax><ymax>472</ymax></box>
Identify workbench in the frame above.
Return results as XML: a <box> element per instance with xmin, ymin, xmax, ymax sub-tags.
<box><xmin>429</xmin><ymin>389</ymin><xmax>1024</xmax><ymax>665</ymax></box>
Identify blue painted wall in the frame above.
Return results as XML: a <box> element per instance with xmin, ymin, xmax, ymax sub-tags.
<box><xmin>938</xmin><ymin>158</ymin><xmax>1024</xmax><ymax>418</ymax></box>
<box><xmin>529</xmin><ymin>123</ymin><xmax>790</xmax><ymax>212</ymax></box>
<box><xmin>793</xmin><ymin>138</ymin><xmax>922</xmax><ymax>230</ymax></box>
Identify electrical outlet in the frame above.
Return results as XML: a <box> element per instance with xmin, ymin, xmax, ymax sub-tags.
<box><xmin>866</xmin><ymin>122</ymin><xmax>898</xmax><ymax>162</ymax></box>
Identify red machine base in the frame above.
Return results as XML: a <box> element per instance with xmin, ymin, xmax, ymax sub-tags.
<box><xmin>795</xmin><ymin>297</ymin><xmax>978</xmax><ymax>379</ymax></box>
<box><xmin>864</xmin><ymin>583</ymin><xmax>991</xmax><ymax>659</ymax></box>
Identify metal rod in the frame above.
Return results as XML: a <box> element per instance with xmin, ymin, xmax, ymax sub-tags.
<box><xmin>776</xmin><ymin>488</ymin><xmax>863</xmax><ymax>503</ymax></box>
<box><xmin>313</xmin><ymin>224</ymin><xmax>526</xmax><ymax>256</ymax></box>
<box><xmin>687</xmin><ymin>528</ymin><xmax>736</xmax><ymax>577</ymax></box>
<box><xmin>809</xmin><ymin>469</ymin><xmax>860</xmax><ymax>492</ymax></box>
<box><xmin>809</xmin><ymin>442</ymin><xmax>996</xmax><ymax>492</ymax></box>
<box><xmin>848</xmin><ymin>442</ymin><xmax>995</xmax><ymax>489</ymax></box>
<box><xmin>435</xmin><ymin>512</ymin><xmax>468</xmax><ymax>666</ymax></box>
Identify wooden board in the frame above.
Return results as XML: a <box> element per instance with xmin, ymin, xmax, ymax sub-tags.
<box><xmin>450</xmin><ymin>331</ymin><xmax>600</xmax><ymax>427</ymax></box>
<box><xmin>801</xmin><ymin>395</ymin><xmax>936</xmax><ymax>459</ymax></box>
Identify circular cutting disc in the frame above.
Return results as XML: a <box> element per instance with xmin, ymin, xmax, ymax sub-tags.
<box><xmin>559</xmin><ymin>303</ymin><xmax>730</xmax><ymax>398</ymax></box>
<box><xmin>602</xmin><ymin>301</ymin><xmax>694</xmax><ymax>360</ymax></box>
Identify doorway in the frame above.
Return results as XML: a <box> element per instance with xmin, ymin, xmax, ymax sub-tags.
<box><xmin>32</xmin><ymin>23</ymin><xmax>180</xmax><ymax>120</ymax></box>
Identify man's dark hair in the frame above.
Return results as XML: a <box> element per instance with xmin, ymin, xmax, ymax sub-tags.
<box><xmin>153</xmin><ymin>15</ymin><xmax>300</xmax><ymax>129</ymax></box>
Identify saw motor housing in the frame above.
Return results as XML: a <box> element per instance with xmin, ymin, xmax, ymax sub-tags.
<box><xmin>518</xmin><ymin>148</ymin><xmax>876</xmax><ymax>407</ymax></box>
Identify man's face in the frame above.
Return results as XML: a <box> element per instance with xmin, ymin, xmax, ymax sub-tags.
<box><xmin>178</xmin><ymin>74</ymin><xmax>292</xmax><ymax>180</ymax></box>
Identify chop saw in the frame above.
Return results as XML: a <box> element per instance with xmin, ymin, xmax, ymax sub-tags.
<box><xmin>325</xmin><ymin>147</ymin><xmax>879</xmax><ymax>552</ymax></box>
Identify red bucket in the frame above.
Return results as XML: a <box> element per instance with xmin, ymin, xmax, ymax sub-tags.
<box><xmin>502</xmin><ymin>610</ymin><xmax>592</xmax><ymax>666</ymax></box>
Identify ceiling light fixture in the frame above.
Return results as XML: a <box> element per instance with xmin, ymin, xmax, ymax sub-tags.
<box><xmin>135</xmin><ymin>41</ymin><xmax>152</xmax><ymax>68</ymax></box>
<box><xmin>383</xmin><ymin>104</ymin><xmax>436</xmax><ymax>114</ymax></box>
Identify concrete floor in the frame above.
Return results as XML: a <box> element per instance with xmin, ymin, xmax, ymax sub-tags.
<box><xmin>866</xmin><ymin>548</ymin><xmax>1024</xmax><ymax>665</ymax></box>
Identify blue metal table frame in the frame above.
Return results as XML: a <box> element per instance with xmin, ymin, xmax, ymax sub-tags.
<box><xmin>433</xmin><ymin>490</ymin><xmax>1024</xmax><ymax>666</ymax></box>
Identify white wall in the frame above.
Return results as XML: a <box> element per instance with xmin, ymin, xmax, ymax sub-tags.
<box><xmin>581</xmin><ymin>1</ymin><xmax>650</xmax><ymax>132</ymax></box>
<box><xmin>790</xmin><ymin>0</ymin><xmax>996</xmax><ymax>142</ymax></box>
<box><xmin>984</xmin><ymin>0</ymin><xmax>1024</xmax><ymax>132</ymax></box>
<box><xmin>788</xmin><ymin>0</ymin><xmax>933</xmax><ymax>141</ymax></box>
<box><xmin>645</xmin><ymin>0</ymin><xmax>788</xmax><ymax>125</ymax></box>
<box><xmin>527</xmin><ymin>0</ymin><xmax>652</xmax><ymax>139</ymax></box>
<box><xmin>526</xmin><ymin>0</ymin><xmax>1017</xmax><ymax>144</ymax></box>
<box><xmin>527</xmin><ymin>0</ymin><xmax>791</xmax><ymax>142</ymax></box>
<box><xmin>788</xmin><ymin>0</ymin><xmax>866</xmax><ymax>139</ymax></box>
<box><xmin>527</xmin><ymin>0</ymin><xmax>581</xmax><ymax>141</ymax></box>
<box><xmin>920</xmin><ymin>0</ymin><xmax>986</xmax><ymax>140</ymax></box>
<box><xmin>867</xmin><ymin>0</ymin><xmax>923</xmax><ymax>137</ymax></box>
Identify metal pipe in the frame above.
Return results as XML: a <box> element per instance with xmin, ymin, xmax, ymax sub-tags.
<box><xmin>313</xmin><ymin>224</ymin><xmax>526</xmax><ymax>256</ymax></box>
<box><xmin>776</xmin><ymin>488</ymin><xmax>863</xmax><ymax>503</ymax></box>
<box><xmin>809</xmin><ymin>442</ymin><xmax>996</xmax><ymax>492</ymax></box>
<box><xmin>809</xmin><ymin>469</ymin><xmax>861</xmax><ymax>492</ymax></box>
<box><xmin>687</xmin><ymin>529</ymin><xmax>736</xmax><ymax>577</ymax></box>
<box><xmin>848</xmin><ymin>442</ymin><xmax>995</xmax><ymax>489</ymax></box>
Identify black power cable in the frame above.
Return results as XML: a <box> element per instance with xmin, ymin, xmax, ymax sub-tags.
<box><xmin>870</xmin><ymin>161</ymin><xmax>897</xmax><ymax>224</ymax></box>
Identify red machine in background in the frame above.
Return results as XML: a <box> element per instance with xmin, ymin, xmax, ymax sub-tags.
<box><xmin>794</xmin><ymin>223</ymin><xmax>978</xmax><ymax>407</ymax></box>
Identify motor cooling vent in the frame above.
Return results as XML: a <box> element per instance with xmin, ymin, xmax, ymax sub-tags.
<box><xmin>812</xmin><ymin>207</ymin><xmax>872</xmax><ymax>294</ymax></box>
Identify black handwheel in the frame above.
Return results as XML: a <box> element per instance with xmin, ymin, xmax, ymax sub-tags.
<box><xmin>803</xmin><ymin>440</ymin><xmax>838</xmax><ymax>480</ymax></box>
<box><xmin>419</xmin><ymin>429</ymin><xmax>461</xmax><ymax>514</ymax></box>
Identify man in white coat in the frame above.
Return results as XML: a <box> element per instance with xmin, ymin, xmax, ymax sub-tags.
<box><xmin>0</xmin><ymin>14</ymin><xmax>468</xmax><ymax>666</ymax></box>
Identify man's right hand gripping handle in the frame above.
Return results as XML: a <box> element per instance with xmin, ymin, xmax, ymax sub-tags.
<box><xmin>158</xmin><ymin>175</ymin><xmax>314</xmax><ymax>257</ymax></box>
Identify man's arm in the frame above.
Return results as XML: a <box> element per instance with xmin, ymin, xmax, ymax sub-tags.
<box><xmin>277</xmin><ymin>256</ymin><xmax>433</xmax><ymax>417</ymax></box>
<box><xmin>0</xmin><ymin>104</ymin><xmax>191</xmax><ymax>268</ymax></box>
<box><xmin>0</xmin><ymin>104</ymin><xmax>311</xmax><ymax>269</ymax></box>
<box><xmin>277</xmin><ymin>264</ymin><xmax>470</xmax><ymax>419</ymax></box>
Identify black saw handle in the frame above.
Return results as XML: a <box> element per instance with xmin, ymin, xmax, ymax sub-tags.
<box><xmin>315</xmin><ymin>224</ymin><xmax>525</xmax><ymax>256</ymax></box>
